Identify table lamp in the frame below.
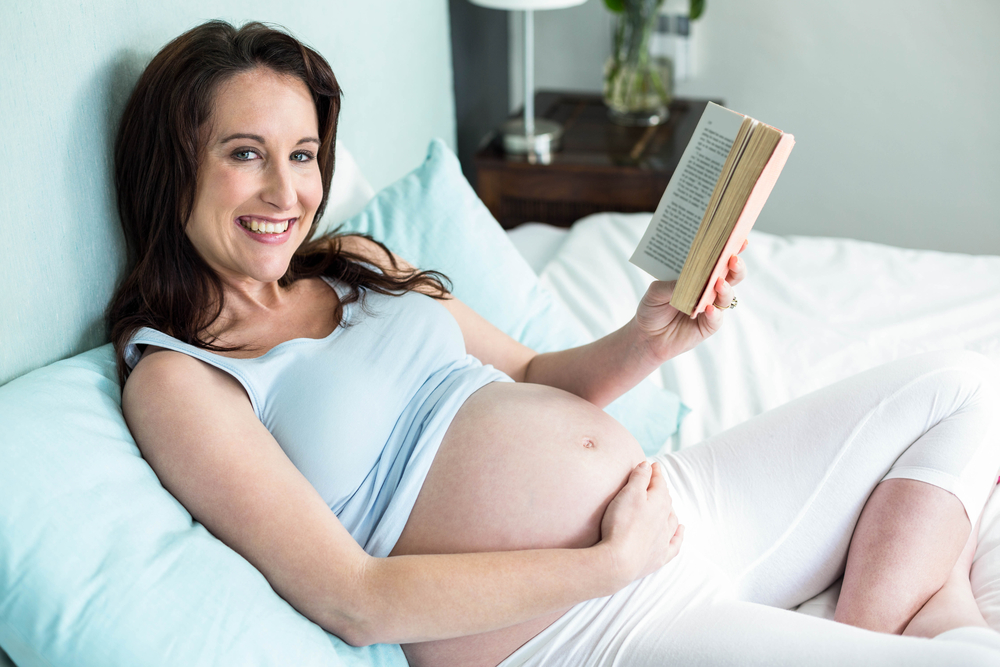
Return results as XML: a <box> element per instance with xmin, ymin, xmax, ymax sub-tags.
<box><xmin>467</xmin><ymin>0</ymin><xmax>587</xmax><ymax>159</ymax></box>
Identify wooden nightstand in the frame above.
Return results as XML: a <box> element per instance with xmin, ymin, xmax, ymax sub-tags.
<box><xmin>473</xmin><ymin>92</ymin><xmax>719</xmax><ymax>229</ymax></box>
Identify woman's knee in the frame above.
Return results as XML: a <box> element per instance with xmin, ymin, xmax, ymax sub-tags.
<box><xmin>902</xmin><ymin>350</ymin><xmax>1000</xmax><ymax>415</ymax></box>
<box><xmin>923</xmin><ymin>349</ymin><xmax>997</xmax><ymax>380</ymax></box>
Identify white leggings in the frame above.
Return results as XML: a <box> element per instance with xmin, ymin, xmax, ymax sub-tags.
<box><xmin>501</xmin><ymin>351</ymin><xmax>1000</xmax><ymax>666</ymax></box>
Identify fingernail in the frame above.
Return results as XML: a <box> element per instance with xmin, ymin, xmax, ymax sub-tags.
<box><xmin>639</xmin><ymin>461</ymin><xmax>650</xmax><ymax>469</ymax></box>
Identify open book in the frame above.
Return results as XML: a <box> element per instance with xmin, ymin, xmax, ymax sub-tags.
<box><xmin>629</xmin><ymin>102</ymin><xmax>795</xmax><ymax>316</ymax></box>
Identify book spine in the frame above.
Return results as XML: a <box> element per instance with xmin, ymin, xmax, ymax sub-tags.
<box><xmin>690</xmin><ymin>133</ymin><xmax>796</xmax><ymax>316</ymax></box>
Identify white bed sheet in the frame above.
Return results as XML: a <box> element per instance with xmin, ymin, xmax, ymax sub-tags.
<box><xmin>511</xmin><ymin>212</ymin><xmax>1000</xmax><ymax>626</ymax></box>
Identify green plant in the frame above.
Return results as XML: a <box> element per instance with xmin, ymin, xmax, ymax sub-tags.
<box><xmin>603</xmin><ymin>0</ymin><xmax>704</xmax><ymax>21</ymax></box>
<box><xmin>602</xmin><ymin>0</ymin><xmax>703</xmax><ymax>121</ymax></box>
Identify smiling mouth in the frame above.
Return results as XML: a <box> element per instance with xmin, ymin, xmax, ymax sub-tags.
<box><xmin>238</xmin><ymin>217</ymin><xmax>293</xmax><ymax>234</ymax></box>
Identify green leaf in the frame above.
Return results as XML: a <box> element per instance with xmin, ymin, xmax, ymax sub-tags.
<box><xmin>689</xmin><ymin>0</ymin><xmax>704</xmax><ymax>20</ymax></box>
<box><xmin>604</xmin><ymin>0</ymin><xmax>625</xmax><ymax>13</ymax></box>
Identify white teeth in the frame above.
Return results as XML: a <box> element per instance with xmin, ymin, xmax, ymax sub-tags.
<box><xmin>240</xmin><ymin>218</ymin><xmax>290</xmax><ymax>234</ymax></box>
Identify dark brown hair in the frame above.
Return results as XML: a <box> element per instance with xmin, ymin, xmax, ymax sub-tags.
<box><xmin>107</xmin><ymin>20</ymin><xmax>448</xmax><ymax>386</ymax></box>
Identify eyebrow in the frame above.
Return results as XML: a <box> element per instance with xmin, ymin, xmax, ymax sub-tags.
<box><xmin>219</xmin><ymin>133</ymin><xmax>321</xmax><ymax>146</ymax></box>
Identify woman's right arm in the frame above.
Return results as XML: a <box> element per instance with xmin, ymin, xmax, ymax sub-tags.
<box><xmin>123</xmin><ymin>349</ymin><xmax>682</xmax><ymax>646</ymax></box>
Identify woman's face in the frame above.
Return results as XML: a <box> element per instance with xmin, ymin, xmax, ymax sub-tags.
<box><xmin>185</xmin><ymin>67</ymin><xmax>323</xmax><ymax>286</ymax></box>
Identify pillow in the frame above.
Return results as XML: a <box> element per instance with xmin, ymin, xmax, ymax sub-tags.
<box><xmin>0</xmin><ymin>347</ymin><xmax>406</xmax><ymax>667</ymax></box>
<box><xmin>335</xmin><ymin>138</ymin><xmax>686</xmax><ymax>454</ymax></box>
<box><xmin>507</xmin><ymin>222</ymin><xmax>571</xmax><ymax>276</ymax></box>
<box><xmin>320</xmin><ymin>142</ymin><xmax>377</xmax><ymax>230</ymax></box>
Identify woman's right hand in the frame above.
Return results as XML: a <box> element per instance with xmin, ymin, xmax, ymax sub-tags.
<box><xmin>599</xmin><ymin>460</ymin><xmax>684</xmax><ymax>586</ymax></box>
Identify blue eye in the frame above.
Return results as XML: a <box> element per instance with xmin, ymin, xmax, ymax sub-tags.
<box><xmin>232</xmin><ymin>149</ymin><xmax>260</xmax><ymax>161</ymax></box>
<box><xmin>291</xmin><ymin>151</ymin><xmax>315</xmax><ymax>162</ymax></box>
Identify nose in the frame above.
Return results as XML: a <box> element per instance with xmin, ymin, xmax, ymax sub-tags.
<box><xmin>261</xmin><ymin>160</ymin><xmax>297</xmax><ymax>211</ymax></box>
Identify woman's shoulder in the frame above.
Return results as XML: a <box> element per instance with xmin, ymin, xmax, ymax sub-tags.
<box><xmin>126</xmin><ymin>345</ymin><xmax>213</xmax><ymax>395</ymax></box>
<box><xmin>131</xmin><ymin>343</ymin><xmax>199</xmax><ymax>372</ymax></box>
<box><xmin>124</xmin><ymin>345</ymin><xmax>246</xmax><ymax>419</ymax></box>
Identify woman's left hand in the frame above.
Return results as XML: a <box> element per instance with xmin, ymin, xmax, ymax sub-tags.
<box><xmin>633</xmin><ymin>240</ymin><xmax>749</xmax><ymax>362</ymax></box>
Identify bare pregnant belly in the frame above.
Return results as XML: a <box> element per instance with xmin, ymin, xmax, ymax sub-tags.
<box><xmin>389</xmin><ymin>381</ymin><xmax>647</xmax><ymax>667</ymax></box>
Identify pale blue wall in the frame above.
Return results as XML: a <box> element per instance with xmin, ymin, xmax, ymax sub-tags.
<box><xmin>0</xmin><ymin>0</ymin><xmax>456</xmax><ymax>386</ymax></box>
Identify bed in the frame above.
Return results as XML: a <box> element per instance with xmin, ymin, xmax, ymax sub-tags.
<box><xmin>3</xmin><ymin>2</ymin><xmax>1000</xmax><ymax>666</ymax></box>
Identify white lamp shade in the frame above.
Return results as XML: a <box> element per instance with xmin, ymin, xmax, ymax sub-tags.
<box><xmin>468</xmin><ymin>0</ymin><xmax>586</xmax><ymax>10</ymax></box>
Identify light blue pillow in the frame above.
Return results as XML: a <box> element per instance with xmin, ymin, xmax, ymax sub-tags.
<box><xmin>0</xmin><ymin>347</ymin><xmax>406</xmax><ymax>667</ymax></box>
<box><xmin>335</xmin><ymin>138</ymin><xmax>686</xmax><ymax>453</ymax></box>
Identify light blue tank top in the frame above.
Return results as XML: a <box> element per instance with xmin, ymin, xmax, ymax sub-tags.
<box><xmin>124</xmin><ymin>276</ymin><xmax>512</xmax><ymax>558</ymax></box>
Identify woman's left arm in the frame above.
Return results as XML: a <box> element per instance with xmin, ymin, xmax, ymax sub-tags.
<box><xmin>519</xmin><ymin>246</ymin><xmax>748</xmax><ymax>407</ymax></box>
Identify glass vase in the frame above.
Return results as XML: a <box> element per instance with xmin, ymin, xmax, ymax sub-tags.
<box><xmin>603</xmin><ymin>2</ymin><xmax>673</xmax><ymax>126</ymax></box>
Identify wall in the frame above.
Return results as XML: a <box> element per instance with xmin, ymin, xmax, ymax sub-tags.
<box><xmin>449</xmin><ymin>0</ymin><xmax>509</xmax><ymax>185</ymax></box>
<box><xmin>0</xmin><ymin>0</ymin><xmax>456</xmax><ymax>386</ymax></box>
<box><xmin>523</xmin><ymin>0</ymin><xmax>1000</xmax><ymax>255</ymax></box>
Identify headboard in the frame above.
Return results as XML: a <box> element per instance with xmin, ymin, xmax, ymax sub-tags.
<box><xmin>0</xmin><ymin>0</ymin><xmax>456</xmax><ymax>386</ymax></box>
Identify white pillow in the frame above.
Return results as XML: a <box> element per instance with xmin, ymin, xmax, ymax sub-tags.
<box><xmin>319</xmin><ymin>142</ymin><xmax>376</xmax><ymax>233</ymax></box>
<box><xmin>507</xmin><ymin>222</ymin><xmax>571</xmax><ymax>275</ymax></box>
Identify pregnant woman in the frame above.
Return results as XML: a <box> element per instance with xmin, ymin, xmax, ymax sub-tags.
<box><xmin>111</xmin><ymin>20</ymin><xmax>1000</xmax><ymax>667</ymax></box>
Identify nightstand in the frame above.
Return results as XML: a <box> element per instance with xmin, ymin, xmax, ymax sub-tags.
<box><xmin>473</xmin><ymin>92</ymin><xmax>719</xmax><ymax>229</ymax></box>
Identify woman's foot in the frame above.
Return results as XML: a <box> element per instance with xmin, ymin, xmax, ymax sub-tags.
<box><xmin>903</xmin><ymin>514</ymin><xmax>989</xmax><ymax>638</ymax></box>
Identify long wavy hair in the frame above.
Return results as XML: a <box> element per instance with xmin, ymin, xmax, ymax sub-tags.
<box><xmin>107</xmin><ymin>20</ymin><xmax>449</xmax><ymax>386</ymax></box>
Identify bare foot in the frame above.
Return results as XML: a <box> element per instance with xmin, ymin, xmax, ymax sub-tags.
<box><xmin>903</xmin><ymin>515</ymin><xmax>988</xmax><ymax>638</ymax></box>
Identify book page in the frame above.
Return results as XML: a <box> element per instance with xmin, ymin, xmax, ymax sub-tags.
<box><xmin>629</xmin><ymin>102</ymin><xmax>746</xmax><ymax>281</ymax></box>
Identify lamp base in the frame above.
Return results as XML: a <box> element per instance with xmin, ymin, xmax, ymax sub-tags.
<box><xmin>500</xmin><ymin>118</ymin><xmax>563</xmax><ymax>158</ymax></box>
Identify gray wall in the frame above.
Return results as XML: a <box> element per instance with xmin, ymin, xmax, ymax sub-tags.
<box><xmin>449</xmin><ymin>0</ymin><xmax>510</xmax><ymax>185</ymax></box>
<box><xmin>523</xmin><ymin>0</ymin><xmax>1000</xmax><ymax>255</ymax></box>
